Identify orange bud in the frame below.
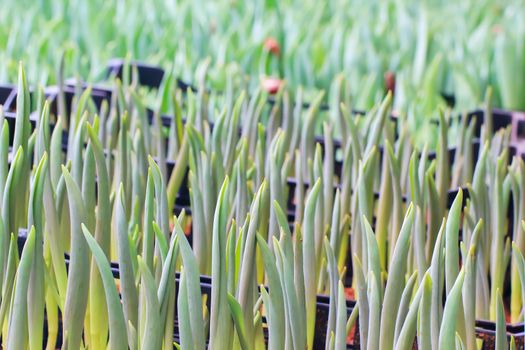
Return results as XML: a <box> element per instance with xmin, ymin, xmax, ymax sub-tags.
<box><xmin>264</xmin><ymin>37</ymin><xmax>281</xmax><ymax>56</ymax></box>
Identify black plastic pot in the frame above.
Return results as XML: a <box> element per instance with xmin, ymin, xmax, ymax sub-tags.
<box><xmin>0</xmin><ymin>84</ymin><xmax>36</xmax><ymax>113</ymax></box>
<box><xmin>464</xmin><ymin>108</ymin><xmax>514</xmax><ymax>138</ymax></box>
<box><xmin>475</xmin><ymin>320</ymin><xmax>525</xmax><ymax>350</ymax></box>
<box><xmin>106</xmin><ymin>59</ymin><xmax>166</xmax><ymax>90</ymax></box>
<box><xmin>349</xmin><ymin>320</ymin><xmax>523</xmax><ymax>350</ymax></box>
<box><xmin>44</xmin><ymin>83</ymin><xmax>111</xmax><ymax>124</ymax></box>
<box><xmin>4</xmin><ymin>110</ymin><xmax>69</xmax><ymax>156</ymax></box>
<box><xmin>0</xmin><ymin>84</ymin><xmax>16</xmax><ymax>111</ymax></box>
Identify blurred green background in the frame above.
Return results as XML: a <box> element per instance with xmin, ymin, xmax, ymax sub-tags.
<box><xmin>0</xmin><ymin>0</ymin><xmax>523</xmax><ymax>116</ymax></box>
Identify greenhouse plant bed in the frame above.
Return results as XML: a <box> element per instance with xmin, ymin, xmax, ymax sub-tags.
<box><xmin>0</xmin><ymin>106</ymin><xmax>449</xmax><ymax>186</ymax></box>
<box><xmin>3</xmin><ymin>114</ymin><xmax>510</xmax><ymax>241</ymax></box>
<box><xmin>17</xmin><ymin>227</ymin><xmax>356</xmax><ymax>349</ymax></box>
<box><xmin>6</xmin><ymin>124</ymin><xmax>500</xmax><ymax>256</ymax></box>
<box><xmin>7</xmin><ymin>48</ymin><xmax>525</xmax><ymax>347</ymax></box>
<box><xmin>4</xmin><ymin>103</ymin><xmax>485</xmax><ymax>210</ymax></box>
<box><xmin>18</xmin><ymin>227</ymin><xmax>523</xmax><ymax>350</ymax></box>
<box><xmin>349</xmin><ymin>320</ymin><xmax>524</xmax><ymax>350</ymax></box>
<box><xmin>475</xmin><ymin>320</ymin><xmax>525</xmax><ymax>349</ymax></box>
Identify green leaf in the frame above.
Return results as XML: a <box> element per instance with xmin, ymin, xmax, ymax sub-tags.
<box><xmin>0</xmin><ymin>120</ymin><xmax>9</xmax><ymax>203</ymax></box>
<box><xmin>300</xmin><ymin>92</ymin><xmax>325</xmax><ymax>171</ymax></box>
<box><xmin>394</xmin><ymin>273</ymin><xmax>424</xmax><ymax>350</ymax></box>
<box><xmin>379</xmin><ymin>204</ymin><xmax>414</xmax><ymax>350</ymax></box>
<box><xmin>303</xmin><ymin>178</ymin><xmax>322</xmax><ymax>350</ymax></box>
<box><xmin>275</xmin><ymin>237</ymin><xmax>306</xmax><ymax>350</ymax></box>
<box><xmin>363</xmin><ymin>217</ymin><xmax>382</xmax><ymax>301</ymax></box>
<box><xmin>346</xmin><ymin>304</ymin><xmax>359</xmax><ymax>337</ymax></box>
<box><xmin>156</xmin><ymin>227</ymin><xmax>179</xmax><ymax>343</ymax></box>
<box><xmin>335</xmin><ymin>281</ymin><xmax>348</xmax><ymax>350</ymax></box>
<box><xmin>142</xmin><ymin>170</ymin><xmax>155</xmax><ymax>270</ymax></box>
<box><xmin>0</xmin><ymin>234</ymin><xmax>18</xmax><ymax>329</ymax></box>
<box><xmin>367</xmin><ymin>271</ymin><xmax>381</xmax><ymax>350</ymax></box>
<box><xmin>228</xmin><ymin>293</ymin><xmax>252</xmax><ymax>350</ymax></box>
<box><xmin>86</xmin><ymin>122</ymin><xmax>111</xmax><ymax>348</ymax></box>
<box><xmin>176</xmin><ymin>219</ymin><xmax>205</xmax><ymax>350</ymax></box>
<box><xmin>495</xmin><ymin>289</ymin><xmax>508</xmax><ymax>350</ymax></box>
<box><xmin>325</xmin><ymin>236</ymin><xmax>340</xmax><ymax>341</ymax></box>
<box><xmin>42</xmin><ymin>150</ymin><xmax>67</xmax><ymax>308</ymax></box>
<box><xmin>436</xmin><ymin>111</ymin><xmax>450</xmax><ymax>215</ymax></box>
<box><xmin>463</xmin><ymin>220</ymin><xmax>482</xmax><ymax>350</ymax></box>
<box><xmin>13</xmin><ymin>62</ymin><xmax>30</xmax><ymax>155</ymax></box>
<box><xmin>69</xmin><ymin>112</ymin><xmax>87</xmax><ymax>184</ymax></box>
<box><xmin>35</xmin><ymin>100</ymin><xmax>50</xmax><ymax>163</ymax></box>
<box><xmin>431</xmin><ymin>220</ymin><xmax>446</xmax><ymax>347</ymax></box>
<box><xmin>2</xmin><ymin>147</ymin><xmax>25</xmax><ymax>247</ymax></box>
<box><xmin>425</xmin><ymin>168</ymin><xmax>441</xmax><ymax>258</ymax></box>
<box><xmin>237</xmin><ymin>181</ymin><xmax>265</xmax><ymax>347</ymax></box>
<box><xmin>413</xmin><ymin>206</ymin><xmax>428</xmax><ymax>281</ymax></box>
<box><xmin>28</xmin><ymin>153</ymin><xmax>48</xmax><ymax>350</ymax></box>
<box><xmin>409</xmin><ymin>151</ymin><xmax>421</xmax><ymax>207</ymax></box>
<box><xmin>365</xmin><ymin>92</ymin><xmax>392</xmax><ymax>155</ymax></box>
<box><xmin>167</xmin><ymin>126</ymin><xmax>189</xmax><ymax>217</ymax></box>
<box><xmin>86</xmin><ymin>123</ymin><xmax>111</xmax><ymax>254</ymax></box>
<box><xmin>82</xmin><ymin>225</ymin><xmax>128</xmax><ymax>350</ymax></box>
<box><xmin>152</xmin><ymin>222</ymin><xmax>168</xmax><ymax>262</ymax></box>
<box><xmin>323</xmin><ymin>122</ymin><xmax>334</xmax><ymax>229</ymax></box>
<box><xmin>490</xmin><ymin>154</ymin><xmax>508</xmax><ymax>319</ymax></box>
<box><xmin>224</xmin><ymin>92</ymin><xmax>246</xmax><ymax>173</ymax></box>
<box><xmin>6</xmin><ymin>227</ymin><xmax>35</xmax><ymax>349</ymax></box>
<box><xmin>353</xmin><ymin>254</ymin><xmax>369</xmax><ymax>349</ymax></box>
<box><xmin>418</xmin><ymin>273</ymin><xmax>432</xmax><ymax>350</ymax></box>
<box><xmin>61</xmin><ymin>165</ymin><xmax>90</xmax><ymax>350</ymax></box>
<box><xmin>394</xmin><ymin>271</ymin><xmax>418</xmax><ymax>343</ymax></box>
<box><xmin>114</xmin><ymin>184</ymin><xmax>138</xmax><ymax>341</ymax></box>
<box><xmin>445</xmin><ymin>189</ymin><xmax>463</xmax><ymax>295</ymax></box>
<box><xmin>177</xmin><ymin>269</ymin><xmax>193</xmax><ymax>349</ymax></box>
<box><xmin>439</xmin><ymin>270</ymin><xmax>466</xmax><ymax>350</ymax></box>
<box><xmin>385</xmin><ymin>142</ymin><xmax>403</xmax><ymax>259</ymax></box>
<box><xmin>44</xmin><ymin>261</ymin><xmax>60</xmax><ymax>350</ymax></box>
<box><xmin>256</xmin><ymin>233</ymin><xmax>285</xmax><ymax>350</ymax></box>
<box><xmin>455</xmin><ymin>333</ymin><xmax>466</xmax><ymax>350</ymax></box>
<box><xmin>209</xmin><ymin>178</ymin><xmax>233</xmax><ymax>349</ymax></box>
<box><xmin>148</xmin><ymin>156</ymin><xmax>169</xmax><ymax>244</ymax></box>
<box><xmin>137</xmin><ymin>257</ymin><xmax>162</xmax><ymax>350</ymax></box>
<box><xmin>483</xmin><ymin>87</ymin><xmax>494</xmax><ymax>144</ymax></box>
<box><xmin>272</xmin><ymin>200</ymin><xmax>292</xmax><ymax>239</ymax></box>
<box><xmin>188</xmin><ymin>170</ymin><xmax>206</xmax><ymax>273</ymax></box>
<box><xmin>49</xmin><ymin>118</ymin><xmax>63</xmax><ymax>188</ymax></box>
<box><xmin>510</xmin><ymin>336</ymin><xmax>516</xmax><ymax>350</ymax></box>
<box><xmin>512</xmin><ymin>242</ymin><xmax>525</xmax><ymax>327</ymax></box>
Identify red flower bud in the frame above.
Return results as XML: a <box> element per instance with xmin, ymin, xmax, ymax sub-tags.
<box><xmin>384</xmin><ymin>71</ymin><xmax>396</xmax><ymax>94</ymax></box>
<box><xmin>261</xmin><ymin>77</ymin><xmax>283</xmax><ymax>94</ymax></box>
<box><xmin>264</xmin><ymin>37</ymin><xmax>281</xmax><ymax>56</ymax></box>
